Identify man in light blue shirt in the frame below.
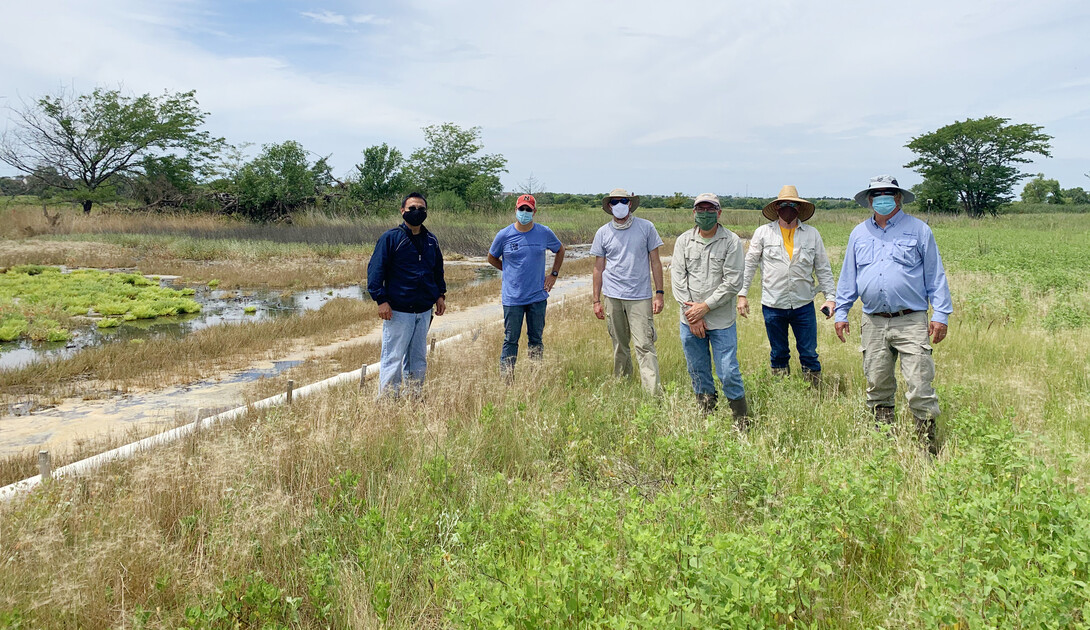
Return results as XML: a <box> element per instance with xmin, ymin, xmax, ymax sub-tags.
<box><xmin>834</xmin><ymin>175</ymin><xmax>952</xmax><ymax>453</ymax></box>
<box><xmin>488</xmin><ymin>194</ymin><xmax>565</xmax><ymax>376</ymax></box>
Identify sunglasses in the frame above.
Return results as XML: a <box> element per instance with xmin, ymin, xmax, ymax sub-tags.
<box><xmin>517</xmin><ymin>205</ymin><xmax>534</xmax><ymax>212</ymax></box>
<box><xmin>777</xmin><ymin>202</ymin><xmax>799</xmax><ymax>210</ymax></box>
<box><xmin>609</xmin><ymin>198</ymin><xmax>630</xmax><ymax>206</ymax></box>
<box><xmin>869</xmin><ymin>191</ymin><xmax>897</xmax><ymax>198</ymax></box>
<box><xmin>406</xmin><ymin>205</ymin><xmax>426</xmax><ymax>212</ymax></box>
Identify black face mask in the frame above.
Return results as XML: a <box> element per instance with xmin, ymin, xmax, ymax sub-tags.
<box><xmin>403</xmin><ymin>207</ymin><xmax>427</xmax><ymax>227</ymax></box>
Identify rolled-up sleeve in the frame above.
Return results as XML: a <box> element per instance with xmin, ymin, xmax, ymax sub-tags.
<box><xmin>922</xmin><ymin>230</ymin><xmax>952</xmax><ymax>324</ymax></box>
<box><xmin>671</xmin><ymin>235</ymin><xmax>689</xmax><ymax>307</ymax></box>
<box><xmin>739</xmin><ymin>229</ymin><xmax>762</xmax><ymax>298</ymax></box>
<box><xmin>834</xmin><ymin>232</ymin><xmax>859</xmax><ymax>323</ymax></box>
<box><xmin>813</xmin><ymin>232</ymin><xmax>836</xmax><ymax>299</ymax></box>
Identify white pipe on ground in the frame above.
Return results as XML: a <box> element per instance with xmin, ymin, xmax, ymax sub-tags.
<box><xmin>0</xmin><ymin>325</ymin><xmax>491</xmax><ymax>502</ymax></box>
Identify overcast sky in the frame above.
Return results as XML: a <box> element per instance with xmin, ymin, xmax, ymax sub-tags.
<box><xmin>2</xmin><ymin>0</ymin><xmax>1088</xmax><ymax>197</ymax></box>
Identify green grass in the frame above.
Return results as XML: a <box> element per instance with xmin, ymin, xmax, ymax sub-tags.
<box><xmin>1</xmin><ymin>213</ymin><xmax>1089</xmax><ymax>628</ymax></box>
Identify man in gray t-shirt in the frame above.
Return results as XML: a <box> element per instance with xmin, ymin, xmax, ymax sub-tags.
<box><xmin>591</xmin><ymin>188</ymin><xmax>665</xmax><ymax>393</ymax></box>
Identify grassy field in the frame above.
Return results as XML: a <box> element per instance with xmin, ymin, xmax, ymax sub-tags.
<box><xmin>1</xmin><ymin>209</ymin><xmax>1089</xmax><ymax>627</ymax></box>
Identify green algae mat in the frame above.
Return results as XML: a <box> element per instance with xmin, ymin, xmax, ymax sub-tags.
<box><xmin>0</xmin><ymin>265</ymin><xmax>200</xmax><ymax>342</ymax></box>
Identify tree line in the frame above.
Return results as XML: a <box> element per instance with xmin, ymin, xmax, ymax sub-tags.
<box><xmin>1</xmin><ymin>88</ymin><xmax>1085</xmax><ymax>221</ymax></box>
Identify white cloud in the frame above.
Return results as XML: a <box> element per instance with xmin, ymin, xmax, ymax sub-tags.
<box><xmin>351</xmin><ymin>14</ymin><xmax>391</xmax><ymax>25</ymax></box>
<box><xmin>2</xmin><ymin>0</ymin><xmax>1088</xmax><ymax>194</ymax></box>
<box><xmin>301</xmin><ymin>10</ymin><xmax>347</xmax><ymax>26</ymax></box>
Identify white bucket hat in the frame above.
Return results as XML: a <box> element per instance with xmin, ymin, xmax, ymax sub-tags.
<box><xmin>854</xmin><ymin>175</ymin><xmax>915</xmax><ymax>207</ymax></box>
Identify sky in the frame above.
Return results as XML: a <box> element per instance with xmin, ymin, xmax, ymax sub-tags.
<box><xmin>1</xmin><ymin>0</ymin><xmax>1088</xmax><ymax>197</ymax></box>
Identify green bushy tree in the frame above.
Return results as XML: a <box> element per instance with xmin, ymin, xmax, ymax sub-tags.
<box><xmin>406</xmin><ymin>123</ymin><xmax>507</xmax><ymax>209</ymax></box>
<box><xmin>911</xmin><ymin>178</ymin><xmax>961</xmax><ymax>214</ymax></box>
<box><xmin>1021</xmin><ymin>173</ymin><xmax>1063</xmax><ymax>204</ymax></box>
<box><xmin>235</xmin><ymin>141</ymin><xmax>328</xmax><ymax>220</ymax></box>
<box><xmin>131</xmin><ymin>154</ymin><xmax>200</xmax><ymax>208</ymax></box>
<box><xmin>1063</xmin><ymin>186</ymin><xmax>1089</xmax><ymax>204</ymax></box>
<box><xmin>905</xmin><ymin>116</ymin><xmax>1052</xmax><ymax>217</ymax></box>
<box><xmin>349</xmin><ymin>143</ymin><xmax>407</xmax><ymax>207</ymax></box>
<box><xmin>0</xmin><ymin>88</ymin><xmax>223</xmax><ymax>214</ymax></box>
<box><xmin>664</xmin><ymin>192</ymin><xmax>692</xmax><ymax>209</ymax></box>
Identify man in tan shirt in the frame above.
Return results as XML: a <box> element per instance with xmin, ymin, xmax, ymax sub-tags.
<box><xmin>737</xmin><ymin>186</ymin><xmax>836</xmax><ymax>387</ymax></box>
<box><xmin>672</xmin><ymin>193</ymin><xmax>749</xmax><ymax>424</ymax></box>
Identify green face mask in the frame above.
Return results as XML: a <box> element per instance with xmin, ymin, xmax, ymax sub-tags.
<box><xmin>695</xmin><ymin>212</ymin><xmax>718</xmax><ymax>231</ymax></box>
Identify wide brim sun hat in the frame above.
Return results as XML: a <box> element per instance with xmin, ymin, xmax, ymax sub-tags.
<box><xmin>601</xmin><ymin>188</ymin><xmax>641</xmax><ymax>212</ymax></box>
<box><xmin>853</xmin><ymin>174</ymin><xmax>916</xmax><ymax>207</ymax></box>
<box><xmin>762</xmin><ymin>185</ymin><xmax>815</xmax><ymax>222</ymax></box>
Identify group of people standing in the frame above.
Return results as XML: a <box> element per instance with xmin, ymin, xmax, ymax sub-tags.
<box><xmin>366</xmin><ymin>175</ymin><xmax>953</xmax><ymax>452</ymax></box>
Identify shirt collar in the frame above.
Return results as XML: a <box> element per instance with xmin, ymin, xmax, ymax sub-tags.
<box><xmin>869</xmin><ymin>209</ymin><xmax>903</xmax><ymax>230</ymax></box>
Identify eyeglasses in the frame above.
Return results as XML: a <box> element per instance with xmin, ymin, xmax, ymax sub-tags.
<box><xmin>869</xmin><ymin>191</ymin><xmax>896</xmax><ymax>198</ymax></box>
<box><xmin>406</xmin><ymin>205</ymin><xmax>426</xmax><ymax>212</ymax></box>
<box><xmin>777</xmin><ymin>202</ymin><xmax>799</xmax><ymax>210</ymax></box>
<box><xmin>694</xmin><ymin>205</ymin><xmax>718</xmax><ymax>213</ymax></box>
<box><xmin>517</xmin><ymin>205</ymin><xmax>534</xmax><ymax>212</ymax></box>
<box><xmin>609</xmin><ymin>198</ymin><xmax>630</xmax><ymax>206</ymax></box>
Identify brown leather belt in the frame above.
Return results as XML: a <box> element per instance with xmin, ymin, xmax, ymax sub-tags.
<box><xmin>872</xmin><ymin>309</ymin><xmax>917</xmax><ymax>318</ymax></box>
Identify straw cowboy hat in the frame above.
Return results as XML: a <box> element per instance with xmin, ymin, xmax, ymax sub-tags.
<box><xmin>762</xmin><ymin>185</ymin><xmax>815</xmax><ymax>222</ymax></box>
<box><xmin>601</xmin><ymin>188</ymin><xmax>641</xmax><ymax>212</ymax></box>
<box><xmin>853</xmin><ymin>174</ymin><xmax>916</xmax><ymax>207</ymax></box>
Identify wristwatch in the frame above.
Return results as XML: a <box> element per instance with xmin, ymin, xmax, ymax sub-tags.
<box><xmin>550</xmin><ymin>271</ymin><xmax>559</xmax><ymax>277</ymax></box>
<box><xmin>655</xmin><ymin>290</ymin><xmax>665</xmax><ymax>295</ymax></box>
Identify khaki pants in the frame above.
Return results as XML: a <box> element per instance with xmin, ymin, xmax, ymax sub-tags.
<box><xmin>604</xmin><ymin>296</ymin><xmax>660</xmax><ymax>393</ymax></box>
<box><xmin>860</xmin><ymin>311</ymin><xmax>940</xmax><ymax>420</ymax></box>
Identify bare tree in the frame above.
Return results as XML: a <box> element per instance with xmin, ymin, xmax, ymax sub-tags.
<box><xmin>519</xmin><ymin>172</ymin><xmax>547</xmax><ymax>195</ymax></box>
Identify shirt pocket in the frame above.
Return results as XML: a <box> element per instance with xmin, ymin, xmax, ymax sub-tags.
<box><xmin>891</xmin><ymin>239</ymin><xmax>920</xmax><ymax>267</ymax></box>
<box><xmin>764</xmin><ymin>243</ymin><xmax>788</xmax><ymax>262</ymax></box>
<box><xmin>854</xmin><ymin>240</ymin><xmax>875</xmax><ymax>266</ymax></box>
<box><xmin>794</xmin><ymin>245</ymin><xmax>816</xmax><ymax>267</ymax></box>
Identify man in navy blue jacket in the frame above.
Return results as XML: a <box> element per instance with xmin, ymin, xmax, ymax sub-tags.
<box><xmin>367</xmin><ymin>192</ymin><xmax>447</xmax><ymax>397</ymax></box>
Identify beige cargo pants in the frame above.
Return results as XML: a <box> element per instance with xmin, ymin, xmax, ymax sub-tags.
<box><xmin>604</xmin><ymin>296</ymin><xmax>661</xmax><ymax>393</ymax></box>
<box><xmin>860</xmin><ymin>311</ymin><xmax>940</xmax><ymax>420</ymax></box>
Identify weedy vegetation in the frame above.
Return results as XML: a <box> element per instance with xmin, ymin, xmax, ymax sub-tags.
<box><xmin>0</xmin><ymin>210</ymin><xmax>1088</xmax><ymax>628</ymax></box>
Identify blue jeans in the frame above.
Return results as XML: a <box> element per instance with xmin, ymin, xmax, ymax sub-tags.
<box><xmin>501</xmin><ymin>299</ymin><xmax>547</xmax><ymax>372</ymax></box>
<box><xmin>679</xmin><ymin>322</ymin><xmax>745</xmax><ymax>400</ymax></box>
<box><xmin>761</xmin><ymin>304</ymin><xmax>820</xmax><ymax>372</ymax></box>
<box><xmin>378</xmin><ymin>309</ymin><xmax>432</xmax><ymax>397</ymax></box>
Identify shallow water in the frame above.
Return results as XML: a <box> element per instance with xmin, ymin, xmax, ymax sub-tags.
<box><xmin>0</xmin><ymin>266</ymin><xmax>498</xmax><ymax>371</ymax></box>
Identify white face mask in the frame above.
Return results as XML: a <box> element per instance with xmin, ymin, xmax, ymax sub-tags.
<box><xmin>611</xmin><ymin>203</ymin><xmax>630</xmax><ymax>220</ymax></box>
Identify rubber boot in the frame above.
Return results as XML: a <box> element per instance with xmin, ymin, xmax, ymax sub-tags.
<box><xmin>696</xmin><ymin>393</ymin><xmax>718</xmax><ymax>416</ymax></box>
<box><xmin>771</xmin><ymin>366</ymin><xmax>790</xmax><ymax>378</ymax></box>
<box><xmin>874</xmin><ymin>405</ymin><xmax>895</xmax><ymax>432</ymax></box>
<box><xmin>729</xmin><ymin>397</ymin><xmax>751</xmax><ymax>431</ymax></box>
<box><xmin>915</xmin><ymin>416</ymin><xmax>938</xmax><ymax>456</ymax></box>
<box><xmin>802</xmin><ymin>369</ymin><xmax>822</xmax><ymax>389</ymax></box>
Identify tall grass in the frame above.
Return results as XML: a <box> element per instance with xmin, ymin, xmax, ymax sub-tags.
<box><xmin>2</xmin><ymin>212</ymin><xmax>1090</xmax><ymax>627</ymax></box>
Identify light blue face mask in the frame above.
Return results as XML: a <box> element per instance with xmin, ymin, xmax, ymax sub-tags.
<box><xmin>515</xmin><ymin>210</ymin><xmax>534</xmax><ymax>225</ymax></box>
<box><xmin>872</xmin><ymin>195</ymin><xmax>897</xmax><ymax>216</ymax></box>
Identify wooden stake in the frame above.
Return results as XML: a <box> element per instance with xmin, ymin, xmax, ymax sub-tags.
<box><xmin>286</xmin><ymin>379</ymin><xmax>294</xmax><ymax>404</ymax></box>
<box><xmin>359</xmin><ymin>364</ymin><xmax>367</xmax><ymax>390</ymax></box>
<box><xmin>38</xmin><ymin>450</ymin><xmax>51</xmax><ymax>480</ymax></box>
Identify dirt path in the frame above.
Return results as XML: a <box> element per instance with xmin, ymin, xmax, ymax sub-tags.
<box><xmin>0</xmin><ymin>270</ymin><xmax>593</xmax><ymax>457</ymax></box>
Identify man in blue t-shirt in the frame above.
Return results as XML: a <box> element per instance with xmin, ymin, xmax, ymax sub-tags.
<box><xmin>488</xmin><ymin>194</ymin><xmax>565</xmax><ymax>375</ymax></box>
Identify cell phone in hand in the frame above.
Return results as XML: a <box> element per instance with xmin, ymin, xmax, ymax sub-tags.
<box><xmin>821</xmin><ymin>305</ymin><xmax>832</xmax><ymax>317</ymax></box>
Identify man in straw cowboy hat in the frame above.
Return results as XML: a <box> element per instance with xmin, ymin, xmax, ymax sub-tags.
<box><xmin>591</xmin><ymin>188</ymin><xmax>666</xmax><ymax>393</ymax></box>
<box><xmin>672</xmin><ymin>193</ymin><xmax>750</xmax><ymax>424</ymax></box>
<box><xmin>834</xmin><ymin>175</ymin><xmax>952</xmax><ymax>454</ymax></box>
<box><xmin>737</xmin><ymin>185</ymin><xmax>836</xmax><ymax>387</ymax></box>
